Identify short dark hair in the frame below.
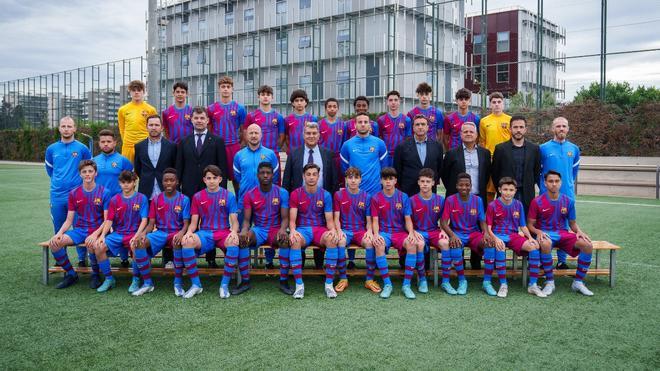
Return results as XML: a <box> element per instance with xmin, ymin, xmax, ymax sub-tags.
<box><xmin>258</xmin><ymin>85</ymin><xmax>273</xmax><ymax>95</ymax></box>
<box><xmin>118</xmin><ymin>170</ymin><xmax>138</xmax><ymax>182</ymax></box>
<box><xmin>418</xmin><ymin>168</ymin><xmax>435</xmax><ymax>180</ymax></box>
<box><xmin>98</xmin><ymin>129</ymin><xmax>116</xmax><ymax>139</ymax></box>
<box><xmin>510</xmin><ymin>115</ymin><xmax>527</xmax><ymax>125</ymax></box>
<box><xmin>192</xmin><ymin>106</ymin><xmax>208</xmax><ymax>117</ymax></box>
<box><xmin>203</xmin><ymin>165</ymin><xmax>222</xmax><ymax>178</ymax></box>
<box><xmin>544</xmin><ymin>170</ymin><xmax>562</xmax><ymax>180</ymax></box>
<box><xmin>303</xmin><ymin>163</ymin><xmax>320</xmax><ymax>174</ymax></box>
<box><xmin>162</xmin><ymin>167</ymin><xmax>178</xmax><ymax>178</ymax></box>
<box><xmin>386</xmin><ymin>90</ymin><xmax>400</xmax><ymax>99</ymax></box>
<box><xmin>498</xmin><ymin>176</ymin><xmax>518</xmax><ymax>188</ymax></box>
<box><xmin>416</xmin><ymin>82</ymin><xmax>432</xmax><ymax>94</ymax></box>
<box><xmin>412</xmin><ymin>114</ymin><xmax>429</xmax><ymax>125</ymax></box>
<box><xmin>324</xmin><ymin>97</ymin><xmax>339</xmax><ymax>108</ymax></box>
<box><xmin>78</xmin><ymin>159</ymin><xmax>97</xmax><ymax>172</ymax></box>
<box><xmin>457</xmin><ymin>172</ymin><xmax>472</xmax><ymax>183</ymax></box>
<box><xmin>489</xmin><ymin>92</ymin><xmax>504</xmax><ymax>101</ymax></box>
<box><xmin>345</xmin><ymin>167</ymin><xmax>361</xmax><ymax>178</ymax></box>
<box><xmin>173</xmin><ymin>81</ymin><xmax>188</xmax><ymax>92</ymax></box>
<box><xmin>353</xmin><ymin>95</ymin><xmax>369</xmax><ymax>108</ymax></box>
<box><xmin>354</xmin><ymin>112</ymin><xmax>370</xmax><ymax>121</ymax></box>
<box><xmin>290</xmin><ymin>89</ymin><xmax>309</xmax><ymax>104</ymax></box>
<box><xmin>146</xmin><ymin>114</ymin><xmax>162</xmax><ymax>124</ymax></box>
<box><xmin>380</xmin><ymin>167</ymin><xmax>397</xmax><ymax>179</ymax></box>
<box><xmin>258</xmin><ymin>162</ymin><xmax>273</xmax><ymax>172</ymax></box>
<box><xmin>455</xmin><ymin>88</ymin><xmax>471</xmax><ymax>100</ymax></box>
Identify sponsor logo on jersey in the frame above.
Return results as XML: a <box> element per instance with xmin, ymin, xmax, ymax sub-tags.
<box><xmin>470</xmin><ymin>208</ymin><xmax>477</xmax><ymax>215</ymax></box>
<box><xmin>272</xmin><ymin>198</ymin><xmax>280</xmax><ymax>206</ymax></box>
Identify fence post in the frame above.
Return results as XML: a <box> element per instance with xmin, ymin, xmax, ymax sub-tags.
<box><xmin>656</xmin><ymin>165</ymin><xmax>659</xmax><ymax>200</ymax></box>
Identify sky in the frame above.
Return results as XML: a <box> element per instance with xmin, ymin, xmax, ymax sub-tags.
<box><xmin>0</xmin><ymin>0</ymin><xmax>658</xmax><ymax>100</ymax></box>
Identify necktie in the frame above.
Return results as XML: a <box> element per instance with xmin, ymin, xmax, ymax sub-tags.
<box><xmin>196</xmin><ymin>134</ymin><xmax>203</xmax><ymax>155</ymax></box>
<box><xmin>307</xmin><ymin>149</ymin><xmax>314</xmax><ymax>165</ymax></box>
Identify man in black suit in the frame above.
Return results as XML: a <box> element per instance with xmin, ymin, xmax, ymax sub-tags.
<box><xmin>282</xmin><ymin>121</ymin><xmax>337</xmax><ymax>269</ymax></box>
<box><xmin>393</xmin><ymin>114</ymin><xmax>444</xmax><ymax>197</ymax></box>
<box><xmin>491</xmin><ymin>115</ymin><xmax>540</xmax><ymax>213</ymax></box>
<box><xmin>441</xmin><ymin>121</ymin><xmax>491</xmax><ymax>269</ymax></box>
<box><xmin>175</xmin><ymin>106</ymin><xmax>228</xmax><ymax>267</ymax></box>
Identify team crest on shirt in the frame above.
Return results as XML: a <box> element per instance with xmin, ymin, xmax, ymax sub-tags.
<box><xmin>501</xmin><ymin>122</ymin><xmax>508</xmax><ymax>128</ymax></box>
<box><xmin>272</xmin><ymin>118</ymin><xmax>278</xmax><ymax>125</ymax></box>
<box><xmin>72</xmin><ymin>152</ymin><xmax>78</xmax><ymax>157</ymax></box>
<box><xmin>429</xmin><ymin>115</ymin><xmax>435</xmax><ymax>122</ymax></box>
<box><xmin>141</xmin><ymin>110</ymin><xmax>148</xmax><ymax>118</ymax></box>
<box><xmin>260</xmin><ymin>154</ymin><xmax>266</xmax><ymax>160</ymax></box>
<box><xmin>560</xmin><ymin>207</ymin><xmax>568</xmax><ymax>214</ymax></box>
<box><xmin>272</xmin><ymin>198</ymin><xmax>280</xmax><ymax>206</ymax></box>
<box><xmin>184</xmin><ymin>114</ymin><xmax>191</xmax><ymax>120</ymax></box>
<box><xmin>398</xmin><ymin>122</ymin><xmax>405</xmax><ymax>129</ymax></box>
<box><xmin>433</xmin><ymin>205</ymin><xmax>441</xmax><ymax>213</ymax></box>
<box><xmin>219</xmin><ymin>198</ymin><xmax>226</xmax><ymax>206</ymax></box>
<box><xmin>94</xmin><ymin>197</ymin><xmax>102</xmax><ymax>205</ymax></box>
<box><xmin>395</xmin><ymin>202</ymin><xmax>402</xmax><ymax>210</ymax></box>
<box><xmin>133</xmin><ymin>203</ymin><xmax>141</xmax><ymax>211</ymax></box>
<box><xmin>357</xmin><ymin>201</ymin><xmax>365</xmax><ymax>209</ymax></box>
<box><xmin>369</xmin><ymin>146</ymin><xmax>375</xmax><ymax>152</ymax></box>
<box><xmin>567</xmin><ymin>151</ymin><xmax>573</xmax><ymax>157</ymax></box>
<box><xmin>174</xmin><ymin>205</ymin><xmax>182</xmax><ymax>213</ymax></box>
<box><xmin>111</xmin><ymin>162</ymin><xmax>118</xmax><ymax>168</ymax></box>
<box><xmin>316</xmin><ymin>200</ymin><xmax>324</xmax><ymax>207</ymax></box>
<box><xmin>470</xmin><ymin>208</ymin><xmax>477</xmax><ymax>215</ymax></box>
<box><xmin>513</xmin><ymin>211</ymin><xmax>520</xmax><ymax>218</ymax></box>
<box><xmin>230</xmin><ymin>110</ymin><xmax>237</xmax><ymax>116</ymax></box>
<box><xmin>337</xmin><ymin>129</ymin><xmax>343</xmax><ymax>135</ymax></box>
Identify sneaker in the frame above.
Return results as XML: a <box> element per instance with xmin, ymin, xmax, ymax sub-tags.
<box><xmin>128</xmin><ymin>277</ymin><xmax>141</xmax><ymax>293</ymax></box>
<box><xmin>402</xmin><ymin>285</ymin><xmax>416</xmax><ymax>299</ymax></box>
<box><xmin>556</xmin><ymin>262</ymin><xmax>570</xmax><ymax>270</ymax></box>
<box><xmin>279</xmin><ymin>281</ymin><xmax>294</xmax><ymax>295</ymax></box>
<box><xmin>441</xmin><ymin>282</ymin><xmax>458</xmax><ymax>295</ymax></box>
<box><xmin>379</xmin><ymin>284</ymin><xmax>393</xmax><ymax>299</ymax></box>
<box><xmin>456</xmin><ymin>280</ymin><xmax>468</xmax><ymax>295</ymax></box>
<box><xmin>347</xmin><ymin>261</ymin><xmax>356</xmax><ymax>270</ymax></box>
<box><xmin>132</xmin><ymin>285</ymin><xmax>154</xmax><ymax>296</ymax></box>
<box><xmin>97</xmin><ymin>277</ymin><xmax>116</xmax><ymax>293</ymax></box>
<box><xmin>55</xmin><ymin>274</ymin><xmax>79</xmax><ymax>289</ymax></box>
<box><xmin>164</xmin><ymin>261</ymin><xmax>174</xmax><ymax>269</ymax></box>
<box><xmin>174</xmin><ymin>285</ymin><xmax>185</xmax><ymax>297</ymax></box>
<box><xmin>265</xmin><ymin>262</ymin><xmax>275</xmax><ymax>270</ymax></box>
<box><xmin>482</xmin><ymin>281</ymin><xmax>497</xmax><ymax>296</ymax></box>
<box><xmin>293</xmin><ymin>283</ymin><xmax>305</xmax><ymax>299</ymax></box>
<box><xmin>183</xmin><ymin>285</ymin><xmax>203</xmax><ymax>299</ymax></box>
<box><xmin>542</xmin><ymin>281</ymin><xmax>556</xmax><ymax>296</ymax></box>
<box><xmin>571</xmin><ymin>280</ymin><xmax>594</xmax><ymax>296</ymax></box>
<box><xmin>120</xmin><ymin>259</ymin><xmax>130</xmax><ymax>268</ymax></box>
<box><xmin>364</xmin><ymin>280</ymin><xmax>382</xmax><ymax>293</ymax></box>
<box><xmin>418</xmin><ymin>280</ymin><xmax>429</xmax><ymax>294</ymax></box>
<box><xmin>324</xmin><ymin>284</ymin><xmax>337</xmax><ymax>298</ymax></box>
<box><xmin>230</xmin><ymin>282</ymin><xmax>251</xmax><ymax>296</ymax></box>
<box><xmin>219</xmin><ymin>285</ymin><xmax>231</xmax><ymax>299</ymax></box>
<box><xmin>497</xmin><ymin>284</ymin><xmax>508</xmax><ymax>298</ymax></box>
<box><xmin>78</xmin><ymin>260</ymin><xmax>87</xmax><ymax>268</ymax></box>
<box><xmin>335</xmin><ymin>279</ymin><xmax>349</xmax><ymax>292</ymax></box>
<box><xmin>88</xmin><ymin>274</ymin><xmax>101</xmax><ymax>289</ymax></box>
<box><xmin>527</xmin><ymin>284</ymin><xmax>547</xmax><ymax>298</ymax></box>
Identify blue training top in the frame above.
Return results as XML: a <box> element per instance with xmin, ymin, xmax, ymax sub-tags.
<box><xmin>45</xmin><ymin>140</ymin><xmax>92</xmax><ymax>201</ymax></box>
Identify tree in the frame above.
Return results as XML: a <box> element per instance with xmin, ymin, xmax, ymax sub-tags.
<box><xmin>509</xmin><ymin>90</ymin><xmax>556</xmax><ymax>111</ymax></box>
<box><xmin>574</xmin><ymin>81</ymin><xmax>660</xmax><ymax>110</ymax></box>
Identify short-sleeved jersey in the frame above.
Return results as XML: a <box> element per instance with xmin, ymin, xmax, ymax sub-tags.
<box><xmin>107</xmin><ymin>192</ymin><xmax>149</xmax><ymax>235</ymax></box>
<box><xmin>487</xmin><ymin>198</ymin><xmax>526</xmax><ymax>235</ymax></box>
<box><xmin>407</xmin><ymin>106</ymin><xmax>444</xmax><ymax>137</ymax></box>
<box><xmin>233</xmin><ymin>145</ymin><xmax>281</xmax><ymax>208</ymax></box>
<box><xmin>371</xmin><ymin>189</ymin><xmax>412</xmax><ymax>234</ymax></box>
<box><xmin>148</xmin><ymin>191</ymin><xmax>191</xmax><ymax>233</ymax></box>
<box><xmin>117</xmin><ymin>101</ymin><xmax>158</xmax><ymax>145</ymax></box>
<box><xmin>333</xmin><ymin>188</ymin><xmax>371</xmax><ymax>232</ymax></box>
<box><xmin>528</xmin><ymin>193</ymin><xmax>575</xmax><ymax>232</ymax></box>
<box><xmin>68</xmin><ymin>185</ymin><xmax>111</xmax><ymax>231</ymax></box>
<box><xmin>539</xmin><ymin>140</ymin><xmax>581</xmax><ymax>200</ymax></box>
<box><xmin>340</xmin><ymin>135</ymin><xmax>388</xmax><ymax>197</ymax></box>
<box><xmin>161</xmin><ymin>104</ymin><xmax>194</xmax><ymax>144</ymax></box>
<box><xmin>443</xmin><ymin>111</ymin><xmax>481</xmax><ymax>150</ymax></box>
<box><xmin>377</xmin><ymin>113</ymin><xmax>412</xmax><ymax>156</ymax></box>
<box><xmin>290</xmin><ymin>187</ymin><xmax>332</xmax><ymax>228</ymax></box>
<box><xmin>441</xmin><ymin>194</ymin><xmax>485</xmax><ymax>236</ymax></box>
<box><xmin>207</xmin><ymin>101</ymin><xmax>246</xmax><ymax>145</ymax></box>
<box><xmin>244</xmin><ymin>108</ymin><xmax>285</xmax><ymax>151</ymax></box>
<box><xmin>346</xmin><ymin>118</ymin><xmax>379</xmax><ymax>139</ymax></box>
<box><xmin>45</xmin><ymin>140</ymin><xmax>92</xmax><ymax>201</ymax></box>
<box><xmin>191</xmin><ymin>188</ymin><xmax>238</xmax><ymax>231</ymax></box>
<box><xmin>410</xmin><ymin>193</ymin><xmax>445</xmax><ymax>232</ymax></box>
<box><xmin>318</xmin><ymin>118</ymin><xmax>346</xmax><ymax>153</ymax></box>
<box><xmin>93</xmin><ymin>152</ymin><xmax>133</xmax><ymax>197</ymax></box>
<box><xmin>285</xmin><ymin>112</ymin><xmax>319</xmax><ymax>154</ymax></box>
<box><xmin>479</xmin><ymin>113</ymin><xmax>512</xmax><ymax>157</ymax></box>
<box><xmin>244</xmin><ymin>185</ymin><xmax>289</xmax><ymax>228</ymax></box>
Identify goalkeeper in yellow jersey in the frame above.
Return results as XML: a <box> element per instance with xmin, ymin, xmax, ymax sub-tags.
<box><xmin>479</xmin><ymin>92</ymin><xmax>511</xmax><ymax>201</ymax></box>
<box><xmin>117</xmin><ymin>80</ymin><xmax>158</xmax><ymax>163</ymax></box>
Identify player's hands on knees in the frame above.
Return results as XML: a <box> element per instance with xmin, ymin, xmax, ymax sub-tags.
<box><xmin>373</xmin><ymin>235</ymin><xmax>385</xmax><ymax>249</ymax></box>
<box><xmin>537</xmin><ymin>232</ymin><xmax>550</xmax><ymax>244</ymax></box>
<box><xmin>238</xmin><ymin>232</ymin><xmax>249</xmax><ymax>248</ymax></box>
<box><xmin>94</xmin><ymin>237</ymin><xmax>105</xmax><ymax>250</ymax></box>
<box><xmin>85</xmin><ymin>235</ymin><xmax>98</xmax><ymax>250</ymax></box>
<box><xmin>173</xmin><ymin>232</ymin><xmax>184</xmax><ymax>247</ymax></box>
<box><xmin>495</xmin><ymin>238</ymin><xmax>506</xmax><ymax>251</ymax></box>
<box><xmin>182</xmin><ymin>233</ymin><xmax>195</xmax><ymax>245</ymax></box>
<box><xmin>49</xmin><ymin>234</ymin><xmax>63</xmax><ymax>249</ymax></box>
<box><xmin>576</xmin><ymin>231</ymin><xmax>592</xmax><ymax>243</ymax></box>
<box><xmin>448</xmin><ymin>235</ymin><xmax>462</xmax><ymax>248</ymax></box>
<box><xmin>227</xmin><ymin>231</ymin><xmax>239</xmax><ymax>246</ymax></box>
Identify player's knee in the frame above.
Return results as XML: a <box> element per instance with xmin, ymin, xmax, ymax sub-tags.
<box><xmin>578</xmin><ymin>241</ymin><xmax>593</xmax><ymax>253</ymax></box>
<box><xmin>226</xmin><ymin>235</ymin><xmax>239</xmax><ymax>246</ymax></box>
<box><xmin>438</xmin><ymin>239</ymin><xmax>449</xmax><ymax>250</ymax></box>
<box><xmin>375</xmin><ymin>244</ymin><xmax>385</xmax><ymax>255</ymax></box>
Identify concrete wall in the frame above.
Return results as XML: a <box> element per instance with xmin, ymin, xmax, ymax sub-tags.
<box><xmin>577</xmin><ymin>157</ymin><xmax>660</xmax><ymax>199</ymax></box>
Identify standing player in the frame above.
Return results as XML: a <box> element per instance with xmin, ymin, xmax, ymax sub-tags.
<box><xmin>244</xmin><ymin>85</ymin><xmax>285</xmax><ymax>163</ymax></box>
<box><xmin>345</xmin><ymin>96</ymin><xmax>379</xmax><ymax>139</ymax></box>
<box><xmin>484</xmin><ymin>177</ymin><xmax>545</xmax><ymax>298</ymax></box>
<box><xmin>161</xmin><ymin>81</ymin><xmax>194</xmax><ymax>145</ymax></box>
<box><xmin>443</xmin><ymin>88</ymin><xmax>480</xmax><ymax>150</ymax></box>
<box><xmin>94</xmin><ymin>171</ymin><xmax>149</xmax><ymax>293</ymax></box>
<box><xmin>117</xmin><ymin>80</ymin><xmax>158</xmax><ymax>163</ymax></box>
<box><xmin>289</xmin><ymin>163</ymin><xmax>338</xmax><ymax>299</ymax></box>
<box><xmin>135</xmin><ymin>168</ymin><xmax>191</xmax><ymax>296</ymax></box>
<box><xmin>479</xmin><ymin>92</ymin><xmax>511</xmax><ymax>202</ymax></box>
<box><xmin>93</xmin><ymin>129</ymin><xmax>133</xmax><ymax>198</ymax></box>
<box><xmin>318</xmin><ymin>98</ymin><xmax>346</xmax><ymax>185</ymax></box>
<box><xmin>179</xmin><ymin>165</ymin><xmax>240</xmax><ymax>299</ymax></box>
<box><xmin>284</xmin><ymin>89</ymin><xmax>318</xmax><ymax>154</ymax></box>
<box><xmin>239</xmin><ymin>162</ymin><xmax>290</xmax><ymax>295</ymax></box>
<box><xmin>377</xmin><ymin>90</ymin><xmax>411</xmax><ymax>167</ymax></box>
<box><xmin>440</xmin><ymin>173</ymin><xmax>488</xmax><ymax>295</ymax></box>
<box><xmin>527</xmin><ymin>170</ymin><xmax>595</xmax><ymax>296</ymax></box>
<box><xmin>47</xmin><ymin>160</ymin><xmax>110</xmax><ymax>289</ymax></box>
<box><xmin>208</xmin><ymin>76</ymin><xmax>247</xmax><ymax>191</ymax></box>
<box><xmin>407</xmin><ymin>82</ymin><xmax>444</xmax><ymax>142</ymax></box>
<box><xmin>45</xmin><ymin>116</ymin><xmax>92</xmax><ymax>267</ymax></box>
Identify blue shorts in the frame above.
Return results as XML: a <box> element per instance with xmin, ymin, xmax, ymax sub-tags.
<box><xmin>194</xmin><ymin>229</ymin><xmax>231</xmax><ymax>255</ymax></box>
<box><xmin>146</xmin><ymin>230</ymin><xmax>177</xmax><ymax>257</ymax></box>
<box><xmin>252</xmin><ymin>226</ymin><xmax>280</xmax><ymax>247</ymax></box>
<box><xmin>105</xmin><ymin>232</ymin><xmax>132</xmax><ymax>257</ymax></box>
<box><xmin>65</xmin><ymin>228</ymin><xmax>92</xmax><ymax>245</ymax></box>
<box><xmin>296</xmin><ymin>226</ymin><xmax>328</xmax><ymax>247</ymax></box>
<box><xmin>379</xmin><ymin>231</ymin><xmax>408</xmax><ymax>253</ymax></box>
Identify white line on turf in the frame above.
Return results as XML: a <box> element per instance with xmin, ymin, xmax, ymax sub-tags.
<box><xmin>576</xmin><ymin>200</ymin><xmax>660</xmax><ymax>208</ymax></box>
<box><xmin>619</xmin><ymin>261</ymin><xmax>660</xmax><ymax>269</ymax></box>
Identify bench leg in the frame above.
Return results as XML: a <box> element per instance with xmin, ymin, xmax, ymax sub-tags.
<box><xmin>42</xmin><ymin>247</ymin><xmax>49</xmax><ymax>285</ymax></box>
<box><xmin>520</xmin><ymin>255</ymin><xmax>528</xmax><ymax>288</ymax></box>
<box><xmin>609</xmin><ymin>250</ymin><xmax>616</xmax><ymax>288</ymax></box>
<box><xmin>594</xmin><ymin>249</ymin><xmax>600</xmax><ymax>282</ymax></box>
<box><xmin>512</xmin><ymin>253</ymin><xmax>517</xmax><ymax>271</ymax></box>
<box><xmin>430</xmin><ymin>249</ymin><xmax>438</xmax><ymax>288</ymax></box>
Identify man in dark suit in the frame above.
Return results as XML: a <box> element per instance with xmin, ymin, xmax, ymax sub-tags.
<box><xmin>441</xmin><ymin>121</ymin><xmax>491</xmax><ymax>269</ymax></box>
<box><xmin>393</xmin><ymin>114</ymin><xmax>444</xmax><ymax>197</ymax></box>
<box><xmin>175</xmin><ymin>106</ymin><xmax>228</xmax><ymax>267</ymax></box>
<box><xmin>491</xmin><ymin>115</ymin><xmax>540</xmax><ymax>213</ymax></box>
<box><xmin>282</xmin><ymin>121</ymin><xmax>337</xmax><ymax>269</ymax></box>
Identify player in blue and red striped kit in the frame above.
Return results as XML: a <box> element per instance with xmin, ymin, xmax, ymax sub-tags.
<box><xmin>440</xmin><ymin>173</ymin><xmax>488</xmax><ymax>295</ymax></box>
<box><xmin>238</xmin><ymin>162</ymin><xmax>290</xmax><ymax>295</ymax></box>
<box><xmin>372</xmin><ymin>167</ymin><xmax>422</xmax><ymax>299</ymax></box>
<box><xmin>345</xmin><ymin>96</ymin><xmax>379</xmax><ymax>139</ymax></box>
<box><xmin>94</xmin><ymin>171</ymin><xmax>149</xmax><ymax>293</ymax></box>
<box><xmin>484</xmin><ymin>177</ymin><xmax>545</xmax><ymax>298</ymax></box>
<box><xmin>407</xmin><ymin>82</ymin><xmax>444</xmax><ymax>142</ymax></box>
<box><xmin>319</xmin><ymin>98</ymin><xmax>346</xmax><ymax>185</ymax></box>
<box><xmin>285</xmin><ymin>89</ymin><xmax>318</xmax><ymax>155</ymax></box>
<box><xmin>378</xmin><ymin>90</ymin><xmax>411</xmax><ymax>167</ymax></box>
<box><xmin>443</xmin><ymin>88</ymin><xmax>480</xmax><ymax>150</ymax></box>
<box><xmin>135</xmin><ymin>168</ymin><xmax>191</xmax><ymax>296</ymax></box>
<box><xmin>410</xmin><ymin>168</ymin><xmax>449</xmax><ymax>297</ymax></box>
<box><xmin>527</xmin><ymin>170</ymin><xmax>595</xmax><ymax>296</ymax></box>
<box><xmin>243</xmin><ymin>85</ymin><xmax>285</xmax><ymax>163</ymax></box>
<box><xmin>161</xmin><ymin>82</ymin><xmax>194</xmax><ymax>145</ymax></box>
<box><xmin>47</xmin><ymin>160</ymin><xmax>110</xmax><ymax>289</ymax></box>
<box><xmin>289</xmin><ymin>163</ymin><xmax>338</xmax><ymax>299</ymax></box>
<box><xmin>180</xmin><ymin>165</ymin><xmax>240</xmax><ymax>299</ymax></box>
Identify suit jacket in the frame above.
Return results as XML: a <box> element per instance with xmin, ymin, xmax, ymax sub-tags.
<box><xmin>491</xmin><ymin>139</ymin><xmax>541</xmax><ymax>212</ymax></box>
<box><xmin>393</xmin><ymin>137</ymin><xmax>444</xmax><ymax>196</ymax></box>
<box><xmin>441</xmin><ymin>145</ymin><xmax>491</xmax><ymax>207</ymax></box>
<box><xmin>134</xmin><ymin>137</ymin><xmax>177</xmax><ymax>199</ymax></box>
<box><xmin>176</xmin><ymin>132</ymin><xmax>228</xmax><ymax>198</ymax></box>
<box><xmin>282</xmin><ymin>145</ymin><xmax>338</xmax><ymax>194</ymax></box>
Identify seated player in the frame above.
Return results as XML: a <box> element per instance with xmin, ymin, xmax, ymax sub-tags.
<box><xmin>410</xmin><ymin>168</ymin><xmax>449</xmax><ymax>297</ymax></box>
<box><xmin>47</xmin><ymin>160</ymin><xmax>110</xmax><ymax>289</ymax></box>
<box><xmin>180</xmin><ymin>165</ymin><xmax>240</xmax><ymax>299</ymax></box>
<box><xmin>289</xmin><ymin>163</ymin><xmax>338</xmax><ymax>299</ymax></box>
<box><xmin>440</xmin><ymin>173</ymin><xmax>488</xmax><ymax>296</ymax></box>
<box><xmin>94</xmin><ymin>171</ymin><xmax>149</xmax><ymax>293</ymax></box>
<box><xmin>372</xmin><ymin>167</ymin><xmax>421</xmax><ymax>299</ymax></box>
<box><xmin>239</xmin><ymin>162</ymin><xmax>290</xmax><ymax>295</ymax></box>
<box><xmin>527</xmin><ymin>170</ymin><xmax>595</xmax><ymax>296</ymax></box>
<box><xmin>333</xmin><ymin>167</ymin><xmax>376</xmax><ymax>294</ymax></box>
<box><xmin>484</xmin><ymin>177</ymin><xmax>545</xmax><ymax>298</ymax></box>
<box><xmin>134</xmin><ymin>168</ymin><xmax>191</xmax><ymax>296</ymax></box>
